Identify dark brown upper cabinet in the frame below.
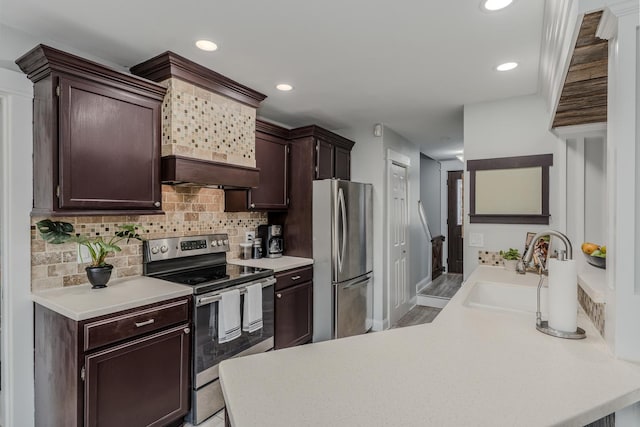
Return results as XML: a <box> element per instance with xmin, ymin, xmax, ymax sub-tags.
<box><xmin>268</xmin><ymin>125</ymin><xmax>354</xmax><ymax>257</ymax></box>
<box><xmin>225</xmin><ymin>120</ymin><xmax>290</xmax><ymax>211</ymax></box>
<box><xmin>16</xmin><ymin>45</ymin><xmax>166</xmax><ymax>216</ymax></box>
<box><xmin>289</xmin><ymin>125</ymin><xmax>355</xmax><ymax>181</ymax></box>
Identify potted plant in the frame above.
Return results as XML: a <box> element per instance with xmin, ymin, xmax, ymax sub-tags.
<box><xmin>500</xmin><ymin>248</ymin><xmax>521</xmax><ymax>271</ymax></box>
<box><xmin>36</xmin><ymin>219</ymin><xmax>143</xmax><ymax>289</ymax></box>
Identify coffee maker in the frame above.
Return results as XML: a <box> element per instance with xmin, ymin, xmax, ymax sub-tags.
<box><xmin>257</xmin><ymin>225</ymin><xmax>284</xmax><ymax>258</ymax></box>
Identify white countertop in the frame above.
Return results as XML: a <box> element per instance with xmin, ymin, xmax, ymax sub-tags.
<box><xmin>219</xmin><ymin>265</ymin><xmax>640</xmax><ymax>427</ymax></box>
<box><xmin>228</xmin><ymin>256</ymin><xmax>313</xmax><ymax>273</ymax></box>
<box><xmin>32</xmin><ymin>276</ymin><xmax>192</xmax><ymax>321</ymax></box>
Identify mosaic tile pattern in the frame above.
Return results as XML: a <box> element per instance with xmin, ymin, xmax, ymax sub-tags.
<box><xmin>160</xmin><ymin>79</ymin><xmax>256</xmax><ymax>167</ymax></box>
<box><xmin>31</xmin><ymin>185</ymin><xmax>267</xmax><ymax>291</ymax></box>
<box><xmin>578</xmin><ymin>285</ymin><xmax>605</xmax><ymax>337</ymax></box>
<box><xmin>478</xmin><ymin>250</ymin><xmax>503</xmax><ymax>266</ymax></box>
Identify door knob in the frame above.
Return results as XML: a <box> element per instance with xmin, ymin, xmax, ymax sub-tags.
<box><xmin>276</xmin><ymin>293</ymin><xmax>282</xmax><ymax>299</ymax></box>
<box><xmin>153</xmin><ymin>201</ymin><xmax>161</xmax><ymax>207</ymax></box>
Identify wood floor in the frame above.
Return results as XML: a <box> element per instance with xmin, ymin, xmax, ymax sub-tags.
<box><xmin>391</xmin><ymin>274</ymin><xmax>463</xmax><ymax>329</ymax></box>
<box><xmin>392</xmin><ymin>306</ymin><xmax>441</xmax><ymax>328</ymax></box>
<box><xmin>419</xmin><ymin>273</ymin><xmax>463</xmax><ymax>299</ymax></box>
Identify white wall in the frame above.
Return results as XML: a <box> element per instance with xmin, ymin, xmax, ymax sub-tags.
<box><xmin>603</xmin><ymin>1</ymin><xmax>640</xmax><ymax>365</ymax></box>
<box><xmin>463</xmin><ymin>95</ymin><xmax>564</xmax><ymax>278</ymax></box>
<box><xmin>0</xmin><ymin>67</ymin><xmax>35</xmax><ymax>427</ymax></box>
<box><xmin>343</xmin><ymin>124</ymin><xmax>428</xmax><ymax>329</ymax></box>
<box><xmin>420</xmin><ymin>154</ymin><xmax>441</xmax><ymax>238</ymax></box>
<box><xmin>341</xmin><ymin>126</ymin><xmax>386</xmax><ymax>330</ymax></box>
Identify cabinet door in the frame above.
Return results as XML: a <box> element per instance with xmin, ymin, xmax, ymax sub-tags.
<box><xmin>315</xmin><ymin>138</ymin><xmax>334</xmax><ymax>180</ymax></box>
<box><xmin>84</xmin><ymin>324</ymin><xmax>190</xmax><ymax>427</ymax></box>
<box><xmin>334</xmin><ymin>146</ymin><xmax>351</xmax><ymax>180</ymax></box>
<box><xmin>274</xmin><ymin>281</ymin><xmax>312</xmax><ymax>349</ymax></box>
<box><xmin>58</xmin><ymin>75</ymin><xmax>161</xmax><ymax>211</ymax></box>
<box><xmin>249</xmin><ymin>134</ymin><xmax>289</xmax><ymax>209</ymax></box>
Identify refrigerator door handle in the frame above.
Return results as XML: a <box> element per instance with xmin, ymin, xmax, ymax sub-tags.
<box><xmin>337</xmin><ymin>187</ymin><xmax>347</xmax><ymax>273</ymax></box>
<box><xmin>340</xmin><ymin>274</ymin><xmax>371</xmax><ymax>290</ymax></box>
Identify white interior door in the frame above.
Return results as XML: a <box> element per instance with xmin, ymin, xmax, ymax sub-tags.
<box><xmin>388</xmin><ymin>160</ymin><xmax>410</xmax><ymax>326</ymax></box>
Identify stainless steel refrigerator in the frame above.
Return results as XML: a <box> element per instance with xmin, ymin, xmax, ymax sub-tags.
<box><xmin>312</xmin><ymin>179</ymin><xmax>373</xmax><ymax>342</ymax></box>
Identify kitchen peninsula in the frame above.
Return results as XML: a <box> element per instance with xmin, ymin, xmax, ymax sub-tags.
<box><xmin>219</xmin><ymin>266</ymin><xmax>640</xmax><ymax>426</ymax></box>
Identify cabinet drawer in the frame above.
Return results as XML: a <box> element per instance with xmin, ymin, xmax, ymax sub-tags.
<box><xmin>275</xmin><ymin>266</ymin><xmax>313</xmax><ymax>291</ymax></box>
<box><xmin>84</xmin><ymin>299</ymin><xmax>190</xmax><ymax>351</ymax></box>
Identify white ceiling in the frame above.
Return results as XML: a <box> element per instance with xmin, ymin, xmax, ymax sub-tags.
<box><xmin>1</xmin><ymin>0</ymin><xmax>544</xmax><ymax>160</ymax></box>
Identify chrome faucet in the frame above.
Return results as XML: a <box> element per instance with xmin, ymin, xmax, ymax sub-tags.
<box><xmin>519</xmin><ymin>229</ymin><xmax>585</xmax><ymax>339</ymax></box>
<box><xmin>523</xmin><ymin>229</ymin><xmax>573</xmax><ymax>265</ymax></box>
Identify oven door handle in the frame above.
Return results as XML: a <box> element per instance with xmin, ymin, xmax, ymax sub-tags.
<box><xmin>196</xmin><ymin>277</ymin><xmax>276</xmax><ymax>306</ymax></box>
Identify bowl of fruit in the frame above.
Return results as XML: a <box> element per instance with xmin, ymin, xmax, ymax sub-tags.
<box><xmin>581</xmin><ymin>242</ymin><xmax>606</xmax><ymax>269</ymax></box>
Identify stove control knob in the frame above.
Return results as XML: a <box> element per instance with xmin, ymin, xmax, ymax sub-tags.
<box><xmin>217</xmin><ymin>240</ymin><xmax>223</xmax><ymax>246</ymax></box>
<box><xmin>211</xmin><ymin>241</ymin><xmax>218</xmax><ymax>247</ymax></box>
<box><xmin>160</xmin><ymin>245</ymin><xmax>168</xmax><ymax>253</ymax></box>
<box><xmin>151</xmin><ymin>246</ymin><xmax>159</xmax><ymax>254</ymax></box>
<box><xmin>223</xmin><ymin>239</ymin><xmax>229</xmax><ymax>245</ymax></box>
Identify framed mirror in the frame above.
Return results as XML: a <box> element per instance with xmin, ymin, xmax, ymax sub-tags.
<box><xmin>467</xmin><ymin>154</ymin><xmax>552</xmax><ymax>224</ymax></box>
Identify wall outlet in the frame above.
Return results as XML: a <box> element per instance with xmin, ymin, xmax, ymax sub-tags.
<box><xmin>245</xmin><ymin>231</ymin><xmax>255</xmax><ymax>243</ymax></box>
<box><xmin>469</xmin><ymin>232</ymin><xmax>484</xmax><ymax>247</ymax></box>
<box><xmin>77</xmin><ymin>244</ymin><xmax>91</xmax><ymax>264</ymax></box>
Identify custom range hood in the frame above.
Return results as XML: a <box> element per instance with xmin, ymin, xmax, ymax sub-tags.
<box><xmin>161</xmin><ymin>155</ymin><xmax>259</xmax><ymax>188</ymax></box>
<box><xmin>131</xmin><ymin>51</ymin><xmax>267</xmax><ymax>189</ymax></box>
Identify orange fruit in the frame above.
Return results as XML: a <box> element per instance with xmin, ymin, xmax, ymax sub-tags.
<box><xmin>581</xmin><ymin>242</ymin><xmax>599</xmax><ymax>255</ymax></box>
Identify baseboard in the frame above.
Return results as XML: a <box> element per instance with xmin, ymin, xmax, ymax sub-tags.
<box><xmin>415</xmin><ymin>276</ymin><xmax>432</xmax><ymax>294</ymax></box>
<box><xmin>372</xmin><ymin>319</ymin><xmax>386</xmax><ymax>332</ymax></box>
<box><xmin>416</xmin><ymin>294</ymin><xmax>449</xmax><ymax>309</ymax></box>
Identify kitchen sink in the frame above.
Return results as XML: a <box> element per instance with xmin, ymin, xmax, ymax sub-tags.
<box><xmin>464</xmin><ymin>281</ymin><xmax>548</xmax><ymax>315</ymax></box>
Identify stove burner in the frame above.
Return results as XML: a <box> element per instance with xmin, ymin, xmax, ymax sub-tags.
<box><xmin>151</xmin><ymin>262</ymin><xmax>273</xmax><ymax>294</ymax></box>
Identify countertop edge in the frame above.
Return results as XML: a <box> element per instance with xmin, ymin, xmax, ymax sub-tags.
<box><xmin>31</xmin><ymin>277</ymin><xmax>193</xmax><ymax>321</ymax></box>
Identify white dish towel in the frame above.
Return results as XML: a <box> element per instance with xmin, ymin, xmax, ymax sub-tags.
<box><xmin>242</xmin><ymin>283</ymin><xmax>263</xmax><ymax>333</ymax></box>
<box><xmin>218</xmin><ymin>289</ymin><xmax>241</xmax><ymax>343</ymax></box>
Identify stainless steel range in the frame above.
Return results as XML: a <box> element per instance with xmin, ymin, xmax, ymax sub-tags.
<box><xmin>143</xmin><ymin>234</ymin><xmax>275</xmax><ymax>425</ymax></box>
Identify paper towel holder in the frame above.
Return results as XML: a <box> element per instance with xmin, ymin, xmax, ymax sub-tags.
<box><xmin>523</xmin><ymin>231</ymin><xmax>586</xmax><ymax>340</ymax></box>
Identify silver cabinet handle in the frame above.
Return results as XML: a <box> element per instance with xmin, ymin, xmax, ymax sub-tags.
<box><xmin>276</xmin><ymin>293</ymin><xmax>282</xmax><ymax>299</ymax></box>
<box><xmin>183</xmin><ymin>327</ymin><xmax>190</xmax><ymax>334</ymax></box>
<box><xmin>153</xmin><ymin>201</ymin><xmax>161</xmax><ymax>207</ymax></box>
<box><xmin>250</xmin><ymin>203</ymin><xmax>256</xmax><ymax>209</ymax></box>
<box><xmin>134</xmin><ymin>319</ymin><xmax>155</xmax><ymax>328</ymax></box>
<box><xmin>291</xmin><ymin>275</ymin><xmax>301</xmax><ymax>280</ymax></box>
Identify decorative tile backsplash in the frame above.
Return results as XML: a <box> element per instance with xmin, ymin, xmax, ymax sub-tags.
<box><xmin>31</xmin><ymin>185</ymin><xmax>267</xmax><ymax>291</ymax></box>
<box><xmin>160</xmin><ymin>78</ymin><xmax>256</xmax><ymax>167</ymax></box>
<box><xmin>478</xmin><ymin>250</ymin><xmax>503</xmax><ymax>266</ymax></box>
<box><xmin>578</xmin><ymin>285</ymin><xmax>605</xmax><ymax>337</ymax></box>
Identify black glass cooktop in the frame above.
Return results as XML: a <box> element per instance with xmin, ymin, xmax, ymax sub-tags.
<box><xmin>156</xmin><ymin>263</ymin><xmax>273</xmax><ymax>295</ymax></box>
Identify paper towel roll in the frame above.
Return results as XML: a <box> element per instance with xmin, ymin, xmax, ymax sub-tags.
<box><xmin>547</xmin><ymin>258</ymin><xmax>578</xmax><ymax>332</ymax></box>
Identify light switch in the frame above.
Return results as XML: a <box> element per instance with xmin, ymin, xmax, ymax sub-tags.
<box><xmin>469</xmin><ymin>232</ymin><xmax>484</xmax><ymax>247</ymax></box>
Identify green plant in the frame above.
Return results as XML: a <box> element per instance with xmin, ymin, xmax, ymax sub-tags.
<box><xmin>36</xmin><ymin>219</ymin><xmax>143</xmax><ymax>267</ymax></box>
<box><xmin>500</xmin><ymin>248</ymin><xmax>521</xmax><ymax>261</ymax></box>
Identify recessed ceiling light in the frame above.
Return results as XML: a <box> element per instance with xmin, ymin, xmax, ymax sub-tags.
<box><xmin>496</xmin><ymin>62</ymin><xmax>518</xmax><ymax>71</ymax></box>
<box><xmin>482</xmin><ymin>0</ymin><xmax>514</xmax><ymax>11</ymax></box>
<box><xmin>276</xmin><ymin>83</ymin><xmax>294</xmax><ymax>92</ymax></box>
<box><xmin>195</xmin><ymin>40</ymin><xmax>218</xmax><ymax>52</ymax></box>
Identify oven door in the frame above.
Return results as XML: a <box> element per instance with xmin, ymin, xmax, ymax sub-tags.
<box><xmin>193</xmin><ymin>277</ymin><xmax>275</xmax><ymax>389</ymax></box>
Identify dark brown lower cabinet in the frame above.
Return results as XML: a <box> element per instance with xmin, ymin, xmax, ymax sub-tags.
<box><xmin>85</xmin><ymin>325</ymin><xmax>190</xmax><ymax>427</ymax></box>
<box><xmin>274</xmin><ymin>266</ymin><xmax>313</xmax><ymax>349</ymax></box>
<box><xmin>35</xmin><ymin>296</ymin><xmax>191</xmax><ymax>427</ymax></box>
